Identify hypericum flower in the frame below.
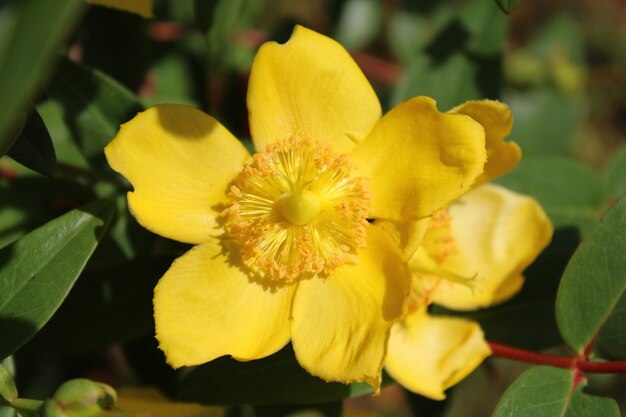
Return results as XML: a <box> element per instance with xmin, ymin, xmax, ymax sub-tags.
<box><xmin>385</xmin><ymin>184</ymin><xmax>553</xmax><ymax>400</ymax></box>
<box><xmin>105</xmin><ymin>26</ymin><xmax>489</xmax><ymax>389</ymax></box>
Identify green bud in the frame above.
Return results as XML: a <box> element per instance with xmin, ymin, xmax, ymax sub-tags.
<box><xmin>41</xmin><ymin>379</ymin><xmax>117</xmax><ymax>417</ymax></box>
<box><xmin>0</xmin><ymin>364</ymin><xmax>17</xmax><ymax>403</ymax></box>
<box><xmin>550</xmin><ymin>57</ymin><xmax>585</xmax><ymax>94</ymax></box>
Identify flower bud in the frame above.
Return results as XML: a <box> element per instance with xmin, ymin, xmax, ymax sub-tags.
<box><xmin>41</xmin><ymin>379</ymin><xmax>117</xmax><ymax>417</ymax></box>
<box><xmin>0</xmin><ymin>364</ymin><xmax>17</xmax><ymax>403</ymax></box>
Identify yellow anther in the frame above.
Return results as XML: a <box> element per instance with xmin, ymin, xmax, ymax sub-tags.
<box><xmin>280</xmin><ymin>190</ymin><xmax>321</xmax><ymax>226</ymax></box>
<box><xmin>224</xmin><ymin>137</ymin><xmax>372</xmax><ymax>281</ymax></box>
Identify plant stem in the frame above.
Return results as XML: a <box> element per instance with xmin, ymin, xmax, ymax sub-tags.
<box><xmin>488</xmin><ymin>342</ymin><xmax>626</xmax><ymax>373</ymax></box>
<box><xmin>5</xmin><ymin>398</ymin><xmax>43</xmax><ymax>417</ymax></box>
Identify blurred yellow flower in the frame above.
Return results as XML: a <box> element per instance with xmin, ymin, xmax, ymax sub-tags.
<box><xmin>116</xmin><ymin>387</ymin><xmax>223</xmax><ymax>417</ymax></box>
<box><xmin>385</xmin><ymin>184</ymin><xmax>553</xmax><ymax>399</ymax></box>
<box><xmin>105</xmin><ymin>26</ymin><xmax>488</xmax><ymax>389</ymax></box>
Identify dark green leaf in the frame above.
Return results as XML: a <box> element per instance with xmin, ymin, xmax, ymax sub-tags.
<box><xmin>504</xmin><ymin>89</ymin><xmax>586</xmax><ymax>156</ymax></box>
<box><xmin>566</xmin><ymin>386</ymin><xmax>620</xmax><ymax>417</ymax></box>
<box><xmin>390</xmin><ymin>0</ymin><xmax>505</xmax><ymax>110</ymax></box>
<box><xmin>556</xmin><ymin>196</ymin><xmax>626</xmax><ymax>353</ymax></box>
<box><xmin>177</xmin><ymin>345</ymin><xmax>389</xmax><ymax>405</ymax></box>
<box><xmin>0</xmin><ymin>200</ymin><xmax>115</xmax><ymax>358</ymax></box>
<box><xmin>0</xmin><ymin>0</ymin><xmax>84</xmax><ymax>151</ymax></box>
<box><xmin>493</xmin><ymin>366</ymin><xmax>619</xmax><ymax>417</ymax></box>
<box><xmin>7</xmin><ymin>110</ymin><xmax>57</xmax><ymax>177</ymax></box>
<box><xmin>0</xmin><ymin>176</ymin><xmax>93</xmax><ymax>249</ymax></box>
<box><xmin>493</xmin><ymin>367</ymin><xmax>573</xmax><ymax>417</ymax></box>
<box><xmin>497</xmin><ymin>156</ymin><xmax>606</xmax><ymax>235</ymax></box>
<box><xmin>606</xmin><ymin>146</ymin><xmax>626</xmax><ymax>201</ymax></box>
<box><xmin>37</xmin><ymin>100</ymin><xmax>90</xmax><ymax>169</ymax></box>
<box><xmin>47</xmin><ymin>59</ymin><xmax>143</xmax><ymax>169</ymax></box>
<box><xmin>495</xmin><ymin>0</ymin><xmax>520</xmax><ymax>14</ymax></box>
<box><xmin>0</xmin><ymin>115</ymin><xmax>26</xmax><ymax>158</ymax></box>
<box><xmin>23</xmin><ymin>257</ymin><xmax>171</xmax><ymax>354</ymax></box>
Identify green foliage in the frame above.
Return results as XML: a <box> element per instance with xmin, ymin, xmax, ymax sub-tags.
<box><xmin>47</xmin><ymin>58</ymin><xmax>143</xmax><ymax>170</ymax></box>
<box><xmin>495</xmin><ymin>0</ymin><xmax>520</xmax><ymax>14</ymax></box>
<box><xmin>0</xmin><ymin>201</ymin><xmax>115</xmax><ymax>359</ymax></box>
<box><xmin>493</xmin><ymin>366</ymin><xmax>619</xmax><ymax>417</ymax></box>
<box><xmin>334</xmin><ymin>0</ymin><xmax>382</xmax><ymax>50</ymax></box>
<box><xmin>0</xmin><ymin>0</ymin><xmax>84</xmax><ymax>153</ymax></box>
<box><xmin>556</xmin><ymin>196</ymin><xmax>626</xmax><ymax>353</ymax></box>
<box><xmin>23</xmin><ymin>257</ymin><xmax>171</xmax><ymax>355</ymax></box>
<box><xmin>178</xmin><ymin>345</ymin><xmax>388</xmax><ymax>405</ymax></box>
<box><xmin>497</xmin><ymin>156</ymin><xmax>606</xmax><ymax>235</ymax></box>
<box><xmin>606</xmin><ymin>146</ymin><xmax>626</xmax><ymax>201</ymax></box>
<box><xmin>7</xmin><ymin>110</ymin><xmax>57</xmax><ymax>177</ymax></box>
<box><xmin>391</xmin><ymin>0</ymin><xmax>505</xmax><ymax>110</ymax></box>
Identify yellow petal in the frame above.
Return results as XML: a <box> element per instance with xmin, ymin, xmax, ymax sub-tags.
<box><xmin>430</xmin><ymin>184</ymin><xmax>553</xmax><ymax>310</ymax></box>
<box><xmin>154</xmin><ymin>239</ymin><xmax>295</xmax><ymax>367</ymax></box>
<box><xmin>247</xmin><ymin>25</ymin><xmax>381</xmax><ymax>154</ymax></box>
<box><xmin>88</xmin><ymin>0</ymin><xmax>152</xmax><ymax>17</ymax></box>
<box><xmin>386</xmin><ymin>308</ymin><xmax>491</xmax><ymax>400</ymax></box>
<box><xmin>290</xmin><ymin>226</ymin><xmax>410</xmax><ymax>390</ymax></box>
<box><xmin>116</xmin><ymin>387</ymin><xmax>224</xmax><ymax>417</ymax></box>
<box><xmin>377</xmin><ymin>217</ymin><xmax>431</xmax><ymax>260</ymax></box>
<box><xmin>105</xmin><ymin>104</ymin><xmax>250</xmax><ymax>244</ymax></box>
<box><xmin>449</xmin><ymin>100</ymin><xmax>521</xmax><ymax>185</ymax></box>
<box><xmin>351</xmin><ymin>97</ymin><xmax>486</xmax><ymax>221</ymax></box>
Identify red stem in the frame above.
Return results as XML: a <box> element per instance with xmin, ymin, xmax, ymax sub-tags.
<box><xmin>489</xmin><ymin>342</ymin><xmax>577</xmax><ymax>369</ymax></box>
<box><xmin>488</xmin><ymin>342</ymin><xmax>626</xmax><ymax>373</ymax></box>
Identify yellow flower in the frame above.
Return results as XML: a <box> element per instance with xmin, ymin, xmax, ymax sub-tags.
<box><xmin>116</xmin><ymin>387</ymin><xmax>223</xmax><ymax>417</ymax></box>
<box><xmin>385</xmin><ymin>184</ymin><xmax>553</xmax><ymax>400</ymax></box>
<box><xmin>104</xmin><ymin>26</ymin><xmax>488</xmax><ymax>389</ymax></box>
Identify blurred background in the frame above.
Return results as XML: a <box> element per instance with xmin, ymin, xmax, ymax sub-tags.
<box><xmin>1</xmin><ymin>0</ymin><xmax>626</xmax><ymax>416</ymax></box>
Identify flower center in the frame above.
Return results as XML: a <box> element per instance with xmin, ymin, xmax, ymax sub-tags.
<box><xmin>280</xmin><ymin>190</ymin><xmax>321</xmax><ymax>226</ymax></box>
<box><xmin>224</xmin><ymin>138</ymin><xmax>372</xmax><ymax>281</ymax></box>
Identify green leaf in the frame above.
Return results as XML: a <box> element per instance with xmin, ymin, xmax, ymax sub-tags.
<box><xmin>47</xmin><ymin>58</ymin><xmax>143</xmax><ymax>169</ymax></box>
<box><xmin>0</xmin><ymin>114</ymin><xmax>26</xmax><ymax>158</ymax></box>
<box><xmin>390</xmin><ymin>0</ymin><xmax>505</xmax><ymax>110</ymax></box>
<box><xmin>504</xmin><ymin>89</ymin><xmax>586</xmax><ymax>156</ymax></box>
<box><xmin>0</xmin><ymin>200</ymin><xmax>115</xmax><ymax>359</ymax></box>
<box><xmin>497</xmin><ymin>155</ymin><xmax>606</xmax><ymax>235</ymax></box>
<box><xmin>556</xmin><ymin>196</ymin><xmax>626</xmax><ymax>354</ymax></box>
<box><xmin>177</xmin><ymin>345</ymin><xmax>390</xmax><ymax>405</ymax></box>
<box><xmin>198</xmin><ymin>0</ymin><xmax>261</xmax><ymax>59</ymax></box>
<box><xmin>7</xmin><ymin>110</ymin><xmax>57</xmax><ymax>177</ymax></box>
<box><xmin>495</xmin><ymin>0</ymin><xmax>520</xmax><ymax>14</ymax></box>
<box><xmin>0</xmin><ymin>176</ymin><xmax>92</xmax><ymax>249</ymax></box>
<box><xmin>605</xmin><ymin>146</ymin><xmax>626</xmax><ymax>201</ymax></box>
<box><xmin>493</xmin><ymin>366</ymin><xmax>619</xmax><ymax>417</ymax></box>
<box><xmin>334</xmin><ymin>0</ymin><xmax>382</xmax><ymax>50</ymax></box>
<box><xmin>23</xmin><ymin>257</ymin><xmax>171</xmax><ymax>355</ymax></box>
<box><xmin>0</xmin><ymin>0</ymin><xmax>84</xmax><ymax>152</ymax></box>
<box><xmin>36</xmin><ymin>99</ymin><xmax>90</xmax><ymax>169</ymax></box>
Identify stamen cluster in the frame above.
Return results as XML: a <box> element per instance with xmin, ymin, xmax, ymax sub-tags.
<box><xmin>224</xmin><ymin>138</ymin><xmax>372</xmax><ymax>280</ymax></box>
